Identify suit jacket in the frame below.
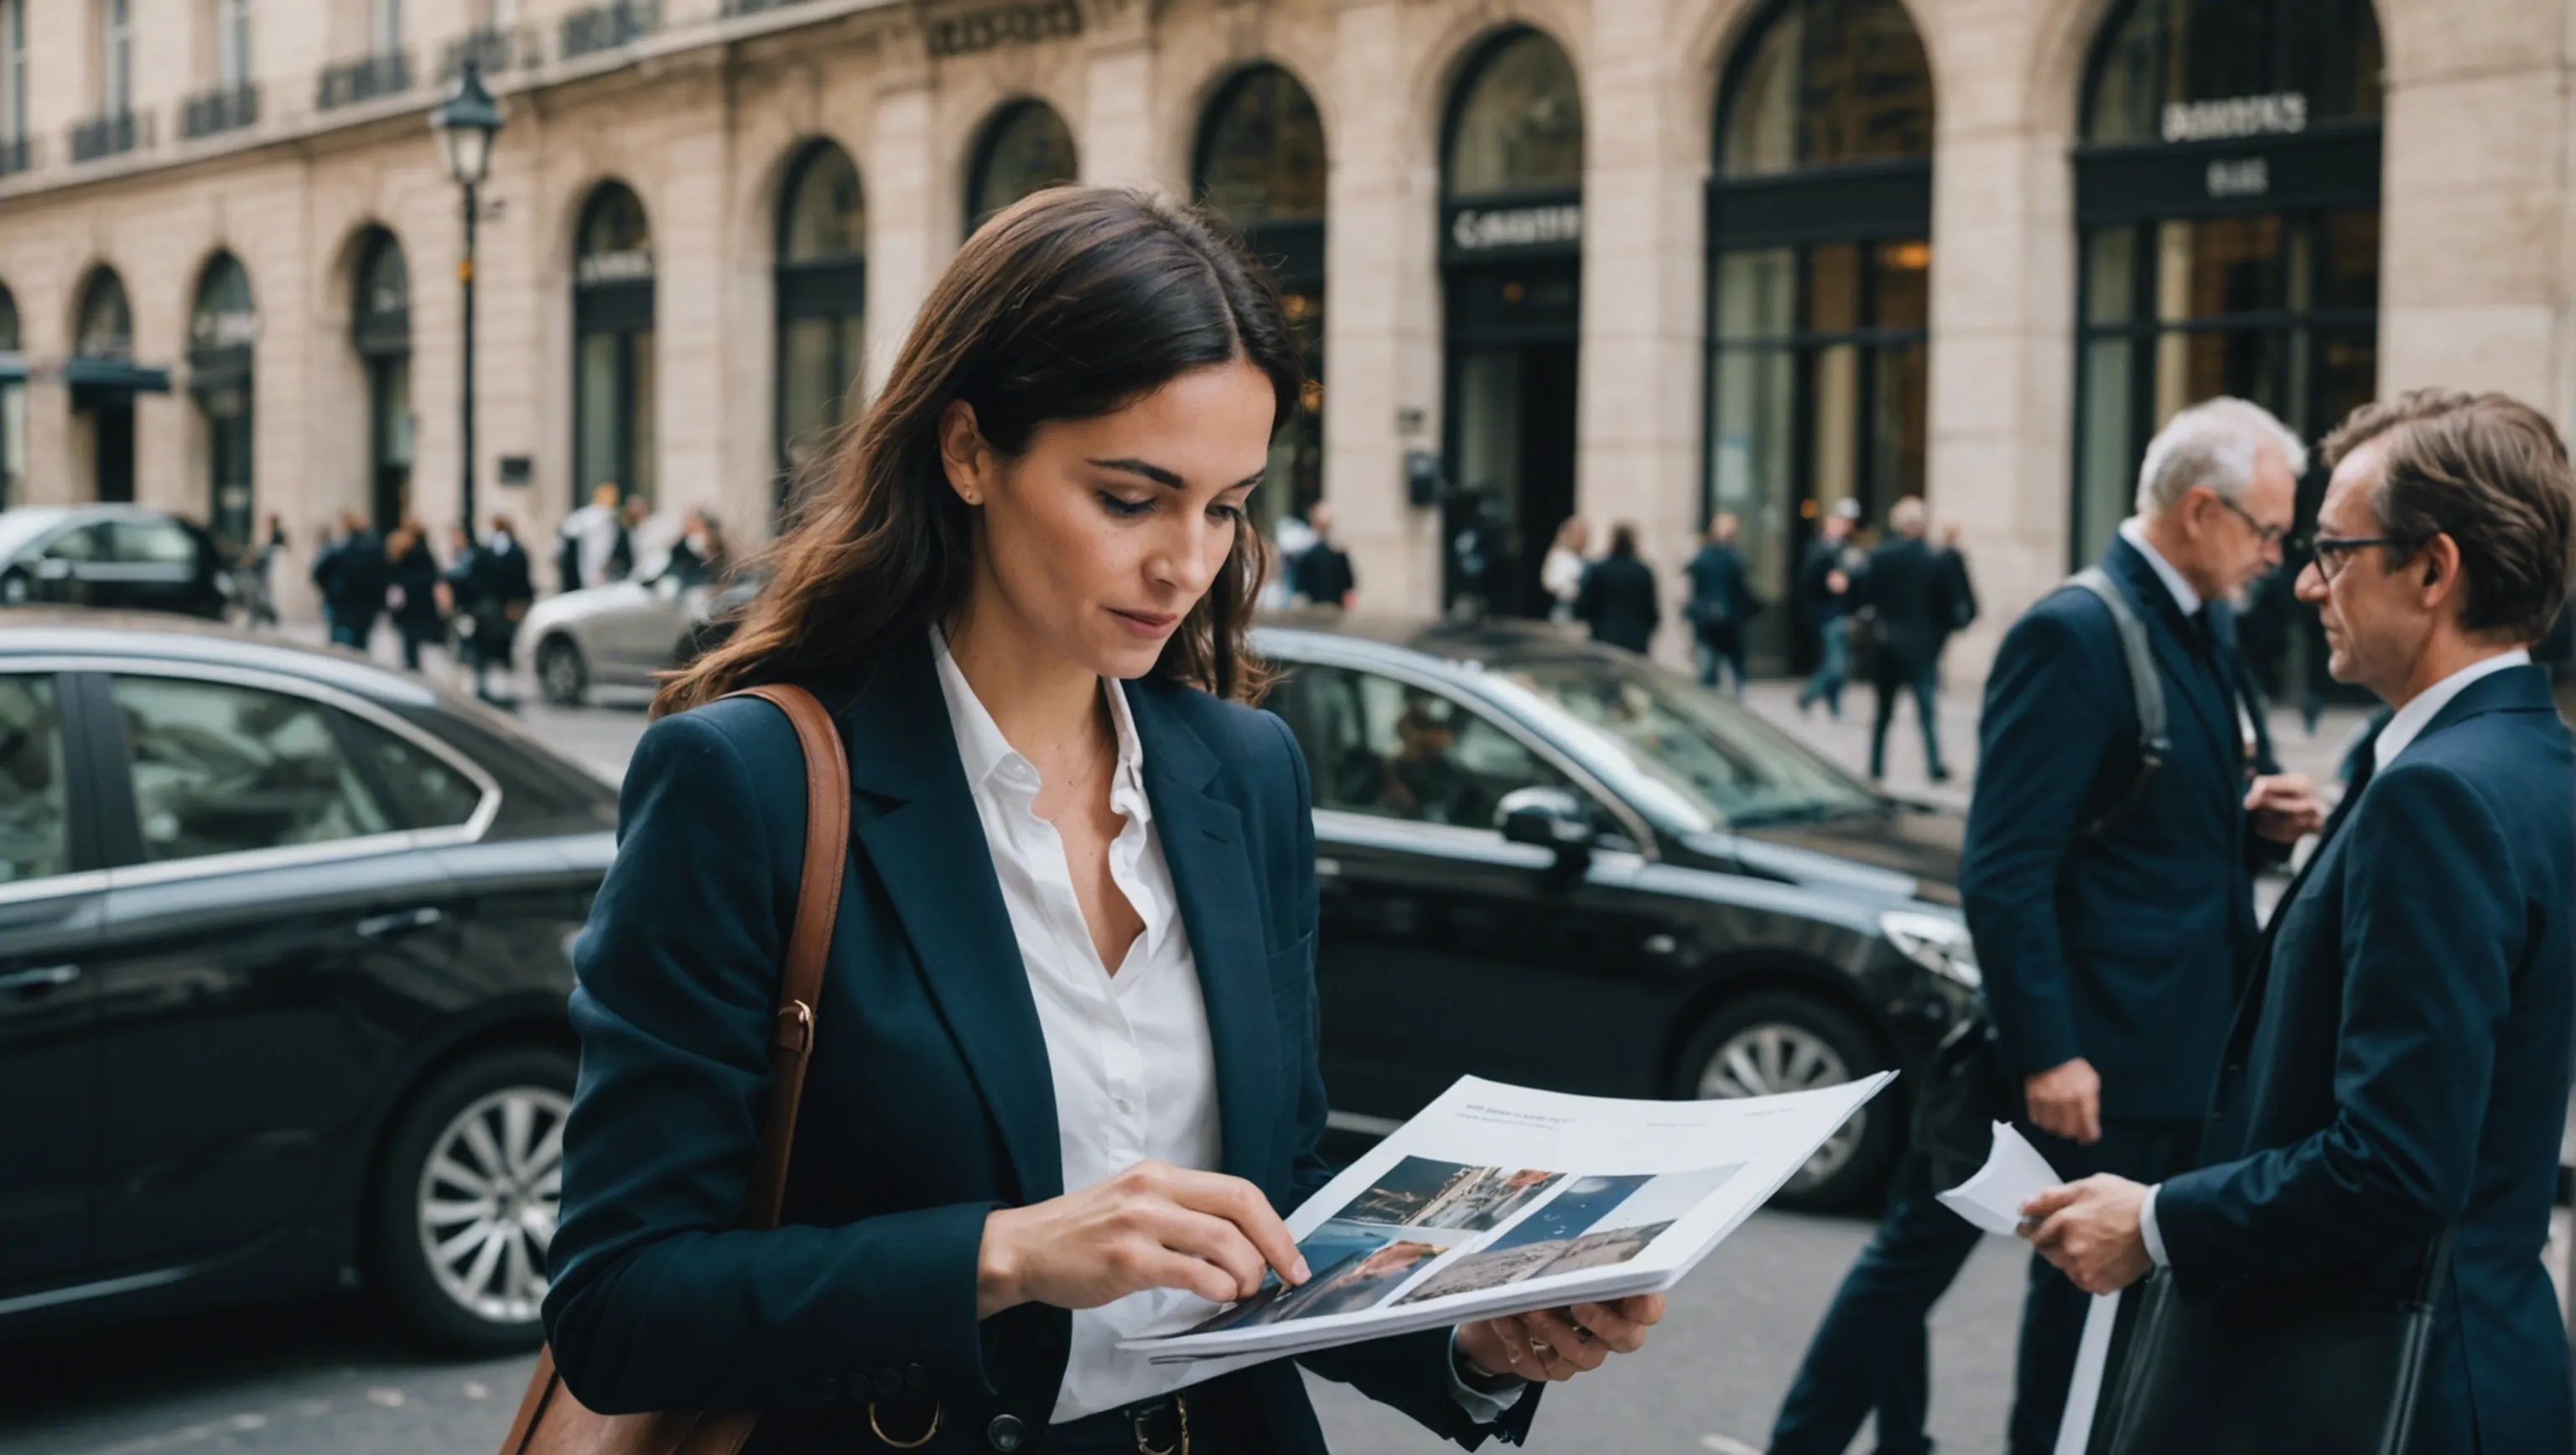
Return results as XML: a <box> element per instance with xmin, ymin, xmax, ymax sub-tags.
<box><xmin>1854</xmin><ymin>536</ymin><xmax>1950</xmax><ymax>668</ymax></box>
<box><xmin>2156</xmin><ymin>666</ymin><xmax>2575</xmax><ymax>1454</ymax></box>
<box><xmin>540</xmin><ymin>637</ymin><xmax>1538</xmax><ymax>1453</ymax></box>
<box><xmin>1683</xmin><ymin>543</ymin><xmax>1755</xmax><ymax>636</ymax></box>
<box><xmin>1574</xmin><ymin>553</ymin><xmax>1660</xmax><ymax>655</ymax></box>
<box><xmin>1960</xmin><ymin>538</ymin><xmax>2263</xmax><ymax>1120</ymax></box>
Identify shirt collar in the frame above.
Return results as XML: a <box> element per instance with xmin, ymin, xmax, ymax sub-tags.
<box><xmin>930</xmin><ymin>626</ymin><xmax>1150</xmax><ymax>818</ymax></box>
<box><xmin>2373</xmin><ymin>649</ymin><xmax>2532</xmax><ymax>772</ymax></box>
<box><xmin>2117</xmin><ymin>517</ymin><xmax>2203</xmax><ymax>617</ymax></box>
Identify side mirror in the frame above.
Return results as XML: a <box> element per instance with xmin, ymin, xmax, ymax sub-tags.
<box><xmin>1497</xmin><ymin>786</ymin><xmax>1595</xmax><ymax>857</ymax></box>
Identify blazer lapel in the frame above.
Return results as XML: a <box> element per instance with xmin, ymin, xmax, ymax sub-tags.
<box><xmin>833</xmin><ymin>643</ymin><xmax>1066</xmax><ymax>1204</ymax></box>
<box><xmin>2102</xmin><ymin>541</ymin><xmax>2236</xmax><ymax>770</ymax></box>
<box><xmin>1126</xmin><ymin>684</ymin><xmax>1280</xmax><ymax>1187</ymax></box>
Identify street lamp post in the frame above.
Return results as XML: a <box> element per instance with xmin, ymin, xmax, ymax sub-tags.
<box><xmin>429</xmin><ymin>61</ymin><xmax>503</xmax><ymax>534</ymax></box>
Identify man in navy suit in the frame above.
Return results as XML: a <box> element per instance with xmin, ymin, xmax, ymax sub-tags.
<box><xmin>2025</xmin><ymin>388</ymin><xmax>2576</xmax><ymax>1452</ymax></box>
<box><xmin>1954</xmin><ymin>398</ymin><xmax>2322</xmax><ymax>1455</ymax></box>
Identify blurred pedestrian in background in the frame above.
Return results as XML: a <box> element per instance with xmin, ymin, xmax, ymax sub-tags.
<box><xmin>557</xmin><ymin>482</ymin><xmax>625</xmax><ymax>592</ymax></box>
<box><xmin>1856</xmin><ymin>496</ymin><xmax>1956</xmax><ymax>783</ymax></box>
<box><xmin>2023</xmin><ymin>389</ymin><xmax>2576</xmax><ymax>1454</ymax></box>
<box><xmin>386</xmin><ymin>517</ymin><xmax>444</xmax><ymax>672</ymax></box>
<box><xmin>1291</xmin><ymin>500</ymin><xmax>1357</xmax><ymax>609</ymax></box>
<box><xmin>1542</xmin><ymin>517</ymin><xmax>1592</xmax><ymax>624</ymax></box>
<box><xmin>238</xmin><ymin>513</ymin><xmax>287</xmax><ymax>630</ymax></box>
<box><xmin>444</xmin><ymin>516</ymin><xmax>534</xmax><ymax>705</ymax></box>
<box><xmin>1935</xmin><ymin>521</ymin><xmax>1978</xmax><ymax>664</ymax></box>
<box><xmin>1797</xmin><ymin>498</ymin><xmax>1862</xmax><ymax>718</ymax></box>
<box><xmin>606</xmin><ymin>495</ymin><xmax>650</xmax><ymax>583</ymax></box>
<box><xmin>1574</xmin><ymin>521</ymin><xmax>1660</xmax><ymax>655</ymax></box>
<box><xmin>658</xmin><ymin>508</ymin><xmax>729</xmax><ymax>590</ymax></box>
<box><xmin>312</xmin><ymin>509</ymin><xmax>387</xmax><ymax>652</ymax></box>
<box><xmin>1961</xmin><ymin>397</ymin><xmax>2319</xmax><ymax>1453</ymax></box>
<box><xmin>1684</xmin><ymin>512</ymin><xmax>1754</xmax><ymax>695</ymax></box>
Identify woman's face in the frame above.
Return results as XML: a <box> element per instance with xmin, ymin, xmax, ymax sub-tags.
<box><xmin>943</xmin><ymin>359</ymin><xmax>1274</xmax><ymax>680</ymax></box>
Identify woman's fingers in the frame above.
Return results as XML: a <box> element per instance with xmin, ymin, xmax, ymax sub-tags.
<box><xmin>1166</xmin><ymin>1169</ymin><xmax>1309</xmax><ymax>1285</ymax></box>
<box><xmin>1144</xmin><ymin>1203</ymin><xmax>1273</xmax><ymax>1301</ymax></box>
<box><xmin>1129</xmin><ymin>1245</ymin><xmax>1249</xmax><ymax>1307</ymax></box>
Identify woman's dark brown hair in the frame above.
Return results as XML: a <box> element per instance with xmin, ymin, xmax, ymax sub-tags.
<box><xmin>656</xmin><ymin>185</ymin><xmax>1302</xmax><ymax>716</ymax></box>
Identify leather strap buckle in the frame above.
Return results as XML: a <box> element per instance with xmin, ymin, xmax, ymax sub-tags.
<box><xmin>869</xmin><ymin>1400</ymin><xmax>942</xmax><ymax>1449</ymax></box>
<box><xmin>1133</xmin><ymin>1393</ymin><xmax>1187</xmax><ymax>1455</ymax></box>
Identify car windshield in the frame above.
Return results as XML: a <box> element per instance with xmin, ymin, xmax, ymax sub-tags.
<box><xmin>1479</xmin><ymin>657</ymin><xmax>1882</xmax><ymax>831</ymax></box>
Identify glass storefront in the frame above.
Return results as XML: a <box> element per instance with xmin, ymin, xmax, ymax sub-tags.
<box><xmin>573</xmin><ymin>182</ymin><xmax>656</xmax><ymax>508</ymax></box>
<box><xmin>1440</xmin><ymin>27</ymin><xmax>1583</xmax><ymax>617</ymax></box>
<box><xmin>2071</xmin><ymin>0</ymin><xmax>2382</xmax><ymax>700</ymax></box>
<box><xmin>1195</xmin><ymin>64</ymin><xmax>1327</xmax><ymax>539</ymax></box>
<box><xmin>1705</xmin><ymin>0</ymin><xmax>1932</xmax><ymax>672</ymax></box>
<box><xmin>190</xmin><ymin>252</ymin><xmax>256</xmax><ymax>552</ymax></box>
<box><xmin>775</xmin><ymin>141</ymin><xmax>866</xmax><ymax>514</ymax></box>
<box><xmin>352</xmin><ymin>229</ymin><xmax>411</xmax><ymax>533</ymax></box>
<box><xmin>966</xmin><ymin>101</ymin><xmax>1078</xmax><ymax>235</ymax></box>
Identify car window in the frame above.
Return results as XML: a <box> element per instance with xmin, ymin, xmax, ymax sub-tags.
<box><xmin>110</xmin><ymin>518</ymin><xmax>199</xmax><ymax>565</ymax></box>
<box><xmin>109</xmin><ymin>676</ymin><xmax>395</xmax><ymax>863</ymax></box>
<box><xmin>43</xmin><ymin>524</ymin><xmax>108</xmax><ymax>562</ymax></box>
<box><xmin>350</xmin><ymin>717</ymin><xmax>484</xmax><ymax>829</ymax></box>
<box><xmin>0</xmin><ymin>676</ymin><xmax>70</xmax><ymax>884</ymax></box>
<box><xmin>1302</xmin><ymin>665</ymin><xmax>1569</xmax><ymax>830</ymax></box>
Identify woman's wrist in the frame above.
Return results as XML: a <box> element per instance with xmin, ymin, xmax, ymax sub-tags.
<box><xmin>974</xmin><ymin>1208</ymin><xmax>1025</xmax><ymax>1320</ymax></box>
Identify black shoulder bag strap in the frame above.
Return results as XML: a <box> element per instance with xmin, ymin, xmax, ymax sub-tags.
<box><xmin>2068</xmin><ymin>567</ymin><xmax>2170</xmax><ymax>839</ymax></box>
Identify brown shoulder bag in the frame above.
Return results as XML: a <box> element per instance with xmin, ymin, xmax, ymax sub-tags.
<box><xmin>497</xmin><ymin>684</ymin><xmax>851</xmax><ymax>1455</ymax></box>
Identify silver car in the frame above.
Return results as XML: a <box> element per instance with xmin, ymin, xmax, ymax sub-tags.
<box><xmin>519</xmin><ymin>559</ymin><xmax>750</xmax><ymax>704</ymax></box>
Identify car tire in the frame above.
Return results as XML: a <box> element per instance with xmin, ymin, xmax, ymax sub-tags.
<box><xmin>1675</xmin><ymin>990</ymin><xmax>1897</xmax><ymax>1213</ymax></box>
<box><xmin>367</xmin><ymin>1047</ymin><xmax>574</xmax><ymax>1356</ymax></box>
<box><xmin>536</xmin><ymin>636</ymin><xmax>588</xmax><ymax>707</ymax></box>
<box><xmin>0</xmin><ymin>569</ymin><xmax>28</xmax><ymax>606</ymax></box>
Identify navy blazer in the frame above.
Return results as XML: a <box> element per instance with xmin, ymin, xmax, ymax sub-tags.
<box><xmin>541</xmin><ymin>638</ymin><xmax>1540</xmax><ymax>1452</ymax></box>
<box><xmin>2156</xmin><ymin>666</ymin><xmax>2575</xmax><ymax>1454</ymax></box>
<box><xmin>1961</xmin><ymin>538</ymin><xmax>2265</xmax><ymax>1120</ymax></box>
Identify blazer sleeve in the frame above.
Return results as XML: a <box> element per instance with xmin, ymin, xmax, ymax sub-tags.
<box><xmin>1260</xmin><ymin>712</ymin><xmax>1541</xmax><ymax>1449</ymax></box>
<box><xmin>541</xmin><ymin>709</ymin><xmax>1000</xmax><ymax>1415</ymax></box>
<box><xmin>1960</xmin><ymin>609</ymin><xmax>2121</xmax><ymax>1079</ymax></box>
<box><xmin>2152</xmin><ymin>762</ymin><xmax>2516</xmax><ymax>1293</ymax></box>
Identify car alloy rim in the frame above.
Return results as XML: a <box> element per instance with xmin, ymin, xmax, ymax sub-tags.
<box><xmin>1695</xmin><ymin>1024</ymin><xmax>1862</xmax><ymax>1192</ymax></box>
<box><xmin>2</xmin><ymin>574</ymin><xmax>23</xmax><ymax>604</ymax></box>
<box><xmin>417</xmin><ymin>1085</ymin><xmax>570</xmax><ymax>1326</ymax></box>
<box><xmin>541</xmin><ymin>645</ymin><xmax>579</xmax><ymax>698</ymax></box>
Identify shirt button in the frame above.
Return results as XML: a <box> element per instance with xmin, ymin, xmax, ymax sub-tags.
<box><xmin>1115</xmin><ymin>1098</ymin><xmax>1135</xmax><ymax>1115</ymax></box>
<box><xmin>987</xmin><ymin>1414</ymin><xmax>1026</xmax><ymax>1451</ymax></box>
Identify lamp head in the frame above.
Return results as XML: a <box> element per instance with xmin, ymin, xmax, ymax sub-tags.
<box><xmin>430</xmin><ymin>61</ymin><xmax>504</xmax><ymax>188</ymax></box>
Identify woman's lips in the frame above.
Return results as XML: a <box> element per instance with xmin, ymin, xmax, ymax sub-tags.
<box><xmin>1110</xmin><ymin>608</ymin><xmax>1182</xmax><ymax>637</ymax></box>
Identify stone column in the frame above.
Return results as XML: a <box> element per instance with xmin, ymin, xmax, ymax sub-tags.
<box><xmin>1082</xmin><ymin>3</ymin><xmax>1164</xmax><ymax>195</ymax></box>
<box><xmin>866</xmin><ymin>79</ymin><xmax>939</xmax><ymax>401</ymax></box>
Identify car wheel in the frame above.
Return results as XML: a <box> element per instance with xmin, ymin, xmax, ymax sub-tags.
<box><xmin>0</xmin><ymin>570</ymin><xmax>27</xmax><ymax>606</ymax></box>
<box><xmin>368</xmin><ymin>1047</ymin><xmax>574</xmax><ymax>1355</ymax></box>
<box><xmin>1676</xmin><ymin>991</ymin><xmax>1896</xmax><ymax>1213</ymax></box>
<box><xmin>536</xmin><ymin>637</ymin><xmax>588</xmax><ymax>706</ymax></box>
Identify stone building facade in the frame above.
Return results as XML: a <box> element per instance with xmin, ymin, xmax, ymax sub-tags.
<box><xmin>0</xmin><ymin>0</ymin><xmax>2568</xmax><ymax>680</ymax></box>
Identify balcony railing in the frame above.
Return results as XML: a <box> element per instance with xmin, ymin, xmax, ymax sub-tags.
<box><xmin>722</xmin><ymin>0</ymin><xmax>815</xmax><ymax>16</ymax></box>
<box><xmin>562</xmin><ymin>0</ymin><xmax>662</xmax><ymax>60</ymax></box>
<box><xmin>180</xmin><ymin>85</ymin><xmax>260</xmax><ymax>140</ymax></box>
<box><xmin>0</xmin><ymin>136</ymin><xmax>32</xmax><ymax>178</ymax></box>
<box><xmin>443</xmin><ymin>25</ymin><xmax>536</xmax><ymax>81</ymax></box>
<box><xmin>318</xmin><ymin>51</ymin><xmax>412</xmax><ymax>111</ymax></box>
<box><xmin>69</xmin><ymin>112</ymin><xmax>144</xmax><ymax>164</ymax></box>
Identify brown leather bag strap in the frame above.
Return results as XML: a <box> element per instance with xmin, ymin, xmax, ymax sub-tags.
<box><xmin>729</xmin><ymin>685</ymin><xmax>850</xmax><ymax>1233</ymax></box>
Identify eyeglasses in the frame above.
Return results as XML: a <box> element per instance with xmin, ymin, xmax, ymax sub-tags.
<box><xmin>2301</xmin><ymin>533</ymin><xmax>2418</xmax><ymax>585</ymax></box>
<box><xmin>2215</xmin><ymin>495</ymin><xmax>2292</xmax><ymax>548</ymax></box>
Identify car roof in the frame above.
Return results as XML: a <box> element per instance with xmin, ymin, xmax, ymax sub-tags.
<box><xmin>0</xmin><ymin>504</ymin><xmax>197</xmax><ymax>559</ymax></box>
<box><xmin>0</xmin><ymin>611</ymin><xmax>447</xmax><ymax>708</ymax></box>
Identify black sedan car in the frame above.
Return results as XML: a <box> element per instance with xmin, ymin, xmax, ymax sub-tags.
<box><xmin>0</xmin><ymin>506</ymin><xmax>234</xmax><ymax>619</ymax></box>
<box><xmin>1257</xmin><ymin>616</ymin><xmax>1979</xmax><ymax>1209</ymax></box>
<box><xmin>0</xmin><ymin>614</ymin><xmax>616</xmax><ymax>1353</ymax></box>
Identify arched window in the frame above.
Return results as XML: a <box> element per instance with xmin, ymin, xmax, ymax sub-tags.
<box><xmin>1705</xmin><ymin>0</ymin><xmax>1933</xmax><ymax>673</ymax></box>
<box><xmin>1194</xmin><ymin>64</ymin><xmax>1327</xmax><ymax>539</ymax></box>
<box><xmin>73</xmin><ymin>266</ymin><xmax>138</xmax><ymax>502</ymax></box>
<box><xmin>0</xmin><ymin>281</ymin><xmax>21</xmax><ymax>511</ymax></box>
<box><xmin>1438</xmin><ymin>29</ymin><xmax>1584</xmax><ymax>617</ymax></box>
<box><xmin>776</xmin><ymin>141</ymin><xmax>867</xmax><ymax>511</ymax></box>
<box><xmin>190</xmin><ymin>252</ymin><xmax>257</xmax><ymax>549</ymax></box>
<box><xmin>574</xmin><ymin>180</ymin><xmax>656</xmax><ymax>507</ymax></box>
<box><xmin>75</xmin><ymin>268</ymin><xmax>132</xmax><ymax>361</ymax></box>
<box><xmin>966</xmin><ymin>100</ymin><xmax>1078</xmax><ymax>233</ymax></box>
<box><xmin>2071</xmin><ymin>0</ymin><xmax>2383</xmax><ymax>699</ymax></box>
<box><xmin>352</xmin><ymin>228</ymin><xmax>412</xmax><ymax>531</ymax></box>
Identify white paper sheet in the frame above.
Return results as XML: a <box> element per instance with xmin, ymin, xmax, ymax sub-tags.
<box><xmin>2055</xmin><ymin>1290</ymin><xmax>2122</xmax><ymax>1455</ymax></box>
<box><xmin>1935</xmin><ymin>1121</ymin><xmax>2064</xmax><ymax>1235</ymax></box>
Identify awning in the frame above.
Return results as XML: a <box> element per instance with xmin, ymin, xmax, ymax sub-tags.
<box><xmin>0</xmin><ymin>351</ymin><xmax>23</xmax><ymax>385</ymax></box>
<box><xmin>62</xmin><ymin>357</ymin><xmax>174</xmax><ymax>392</ymax></box>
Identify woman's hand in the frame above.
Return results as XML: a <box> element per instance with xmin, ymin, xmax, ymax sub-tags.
<box><xmin>1455</xmin><ymin>1296</ymin><xmax>1665</xmax><ymax>1384</ymax></box>
<box><xmin>976</xmin><ymin>1160</ymin><xmax>1310</xmax><ymax>1319</ymax></box>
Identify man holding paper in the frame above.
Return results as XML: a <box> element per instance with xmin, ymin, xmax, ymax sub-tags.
<box><xmin>2023</xmin><ymin>390</ymin><xmax>2576</xmax><ymax>1452</ymax></box>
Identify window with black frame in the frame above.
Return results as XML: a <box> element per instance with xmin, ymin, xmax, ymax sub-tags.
<box><xmin>966</xmin><ymin>100</ymin><xmax>1078</xmax><ymax>236</ymax></box>
<box><xmin>2070</xmin><ymin>0</ymin><xmax>2382</xmax><ymax>703</ymax></box>
<box><xmin>1703</xmin><ymin>0</ymin><xmax>1931</xmax><ymax>675</ymax></box>
<box><xmin>75</xmin><ymin>267</ymin><xmax>139</xmax><ymax>504</ymax></box>
<box><xmin>775</xmin><ymin>141</ymin><xmax>866</xmax><ymax>516</ymax></box>
<box><xmin>574</xmin><ymin>181</ymin><xmax>657</xmax><ymax>509</ymax></box>
<box><xmin>1194</xmin><ymin>64</ymin><xmax>1327</xmax><ymax>541</ymax></box>
<box><xmin>351</xmin><ymin>229</ymin><xmax>412</xmax><ymax>533</ymax></box>
<box><xmin>190</xmin><ymin>252</ymin><xmax>257</xmax><ymax>552</ymax></box>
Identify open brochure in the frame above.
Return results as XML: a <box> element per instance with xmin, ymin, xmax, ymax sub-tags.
<box><xmin>1119</xmin><ymin>1071</ymin><xmax>1894</xmax><ymax>1365</ymax></box>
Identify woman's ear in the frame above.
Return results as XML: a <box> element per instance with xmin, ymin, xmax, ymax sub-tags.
<box><xmin>937</xmin><ymin>401</ymin><xmax>989</xmax><ymax>507</ymax></box>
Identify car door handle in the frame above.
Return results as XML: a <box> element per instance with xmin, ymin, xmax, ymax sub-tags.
<box><xmin>0</xmin><ymin>964</ymin><xmax>80</xmax><ymax>994</ymax></box>
<box><xmin>356</xmin><ymin>907</ymin><xmax>448</xmax><ymax>940</ymax></box>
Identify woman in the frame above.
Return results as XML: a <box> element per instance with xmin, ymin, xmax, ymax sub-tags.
<box><xmin>544</xmin><ymin>188</ymin><xmax>1658</xmax><ymax>1453</ymax></box>
<box><xmin>1540</xmin><ymin>517</ymin><xmax>1589</xmax><ymax>624</ymax></box>
<box><xmin>385</xmin><ymin>519</ymin><xmax>444</xmax><ymax>672</ymax></box>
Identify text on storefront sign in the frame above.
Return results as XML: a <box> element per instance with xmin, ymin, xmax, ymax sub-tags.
<box><xmin>926</xmin><ymin>0</ymin><xmax>1083</xmax><ymax>58</ymax></box>
<box><xmin>1449</xmin><ymin>205</ymin><xmax>1582</xmax><ymax>253</ymax></box>
<box><xmin>2162</xmin><ymin>92</ymin><xmax>2307</xmax><ymax>144</ymax></box>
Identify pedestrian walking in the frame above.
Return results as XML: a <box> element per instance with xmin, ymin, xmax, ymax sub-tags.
<box><xmin>1796</xmin><ymin>499</ymin><xmax>1862</xmax><ymax>718</ymax></box>
<box><xmin>1573</xmin><ymin>522</ymin><xmax>1660</xmax><ymax>654</ymax></box>
<box><xmin>1683</xmin><ymin>513</ymin><xmax>1755</xmax><ymax>694</ymax></box>
<box><xmin>533</xmin><ymin>187</ymin><xmax>1658</xmax><ymax>1454</ymax></box>
<box><xmin>444</xmin><ymin>517</ymin><xmax>534</xmax><ymax>704</ymax></box>
<box><xmin>2026</xmin><ymin>389</ymin><xmax>2576</xmax><ymax>1454</ymax></box>
<box><xmin>1960</xmin><ymin>396</ymin><xmax>2320</xmax><ymax>1454</ymax></box>
<box><xmin>606</xmin><ymin>494</ymin><xmax>650</xmax><ymax>582</ymax></box>
<box><xmin>387</xmin><ymin>518</ymin><xmax>444</xmax><ymax>672</ymax></box>
<box><xmin>557</xmin><ymin>482</ymin><xmax>624</xmax><ymax>593</ymax></box>
<box><xmin>312</xmin><ymin>510</ymin><xmax>387</xmax><ymax>652</ymax></box>
<box><xmin>656</xmin><ymin>508</ymin><xmax>729</xmax><ymax>590</ymax></box>
<box><xmin>1541</xmin><ymin>517</ymin><xmax>1591</xmax><ymax>624</ymax></box>
<box><xmin>1289</xmin><ymin>501</ymin><xmax>1357</xmax><ymax>609</ymax></box>
<box><xmin>1934</xmin><ymin>522</ymin><xmax>1978</xmax><ymax>657</ymax></box>
<box><xmin>1855</xmin><ymin>496</ymin><xmax>1955</xmax><ymax>782</ymax></box>
<box><xmin>239</xmin><ymin>513</ymin><xmax>287</xmax><ymax>629</ymax></box>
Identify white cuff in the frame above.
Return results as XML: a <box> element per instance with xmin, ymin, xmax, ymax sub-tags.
<box><xmin>1446</xmin><ymin>1329</ymin><xmax>1530</xmax><ymax>1423</ymax></box>
<box><xmin>2138</xmin><ymin>1183</ymin><xmax>2170</xmax><ymax>1269</ymax></box>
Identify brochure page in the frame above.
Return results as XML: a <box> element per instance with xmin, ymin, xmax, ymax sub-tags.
<box><xmin>1121</xmin><ymin>1071</ymin><xmax>1893</xmax><ymax>1365</ymax></box>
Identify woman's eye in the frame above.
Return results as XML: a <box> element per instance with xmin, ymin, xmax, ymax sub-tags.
<box><xmin>1208</xmin><ymin>502</ymin><xmax>1245</xmax><ymax>524</ymax></box>
<box><xmin>1098</xmin><ymin>493</ymin><xmax>1154</xmax><ymax>518</ymax></box>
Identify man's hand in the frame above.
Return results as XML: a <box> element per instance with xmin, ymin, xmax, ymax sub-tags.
<box><xmin>2021</xmin><ymin>1175</ymin><xmax>2153</xmax><ymax>1294</ymax></box>
<box><xmin>1457</xmin><ymin>1296</ymin><xmax>1663</xmax><ymax>1385</ymax></box>
<box><xmin>2244</xmin><ymin>772</ymin><xmax>2325</xmax><ymax>844</ymax></box>
<box><xmin>2023</xmin><ymin>1057</ymin><xmax>2101</xmax><ymax>1146</ymax></box>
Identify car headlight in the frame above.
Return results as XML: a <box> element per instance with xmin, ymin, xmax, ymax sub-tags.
<box><xmin>1881</xmin><ymin>909</ymin><xmax>1981</xmax><ymax>990</ymax></box>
